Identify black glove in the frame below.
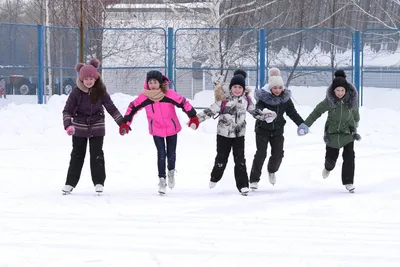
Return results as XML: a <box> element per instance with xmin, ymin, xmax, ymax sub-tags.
<box><xmin>323</xmin><ymin>134</ymin><xmax>330</xmax><ymax>144</ymax></box>
<box><xmin>353</xmin><ymin>133</ymin><xmax>361</xmax><ymax>141</ymax></box>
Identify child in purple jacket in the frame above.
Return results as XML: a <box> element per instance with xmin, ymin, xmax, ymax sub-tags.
<box><xmin>62</xmin><ymin>59</ymin><xmax>123</xmax><ymax>195</ymax></box>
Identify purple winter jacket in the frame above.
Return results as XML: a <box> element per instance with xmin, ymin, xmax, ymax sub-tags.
<box><xmin>62</xmin><ymin>78</ymin><xmax>123</xmax><ymax>137</ymax></box>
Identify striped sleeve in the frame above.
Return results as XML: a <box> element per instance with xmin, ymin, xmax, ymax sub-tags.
<box><xmin>62</xmin><ymin>90</ymin><xmax>78</xmax><ymax>129</ymax></box>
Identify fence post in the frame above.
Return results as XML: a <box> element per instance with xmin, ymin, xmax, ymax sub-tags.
<box><xmin>167</xmin><ymin>27</ymin><xmax>174</xmax><ymax>89</ymax></box>
<box><xmin>37</xmin><ymin>25</ymin><xmax>44</xmax><ymax>104</ymax></box>
<box><xmin>259</xmin><ymin>29</ymin><xmax>265</xmax><ymax>88</ymax></box>
<box><xmin>354</xmin><ymin>30</ymin><xmax>361</xmax><ymax>106</ymax></box>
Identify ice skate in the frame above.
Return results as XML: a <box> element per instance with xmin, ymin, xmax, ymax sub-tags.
<box><xmin>345</xmin><ymin>184</ymin><xmax>355</xmax><ymax>193</ymax></box>
<box><xmin>268</xmin><ymin>173</ymin><xmax>276</xmax><ymax>185</ymax></box>
<box><xmin>240</xmin><ymin>187</ymin><xmax>250</xmax><ymax>196</ymax></box>
<box><xmin>62</xmin><ymin>185</ymin><xmax>74</xmax><ymax>195</ymax></box>
<box><xmin>158</xmin><ymin>178</ymin><xmax>167</xmax><ymax>195</ymax></box>
<box><xmin>167</xmin><ymin>169</ymin><xmax>175</xmax><ymax>189</ymax></box>
<box><xmin>95</xmin><ymin>184</ymin><xmax>104</xmax><ymax>195</ymax></box>
<box><xmin>250</xmin><ymin>182</ymin><xmax>258</xmax><ymax>190</ymax></box>
<box><xmin>209</xmin><ymin>181</ymin><xmax>217</xmax><ymax>189</ymax></box>
<box><xmin>322</xmin><ymin>168</ymin><xmax>330</xmax><ymax>179</ymax></box>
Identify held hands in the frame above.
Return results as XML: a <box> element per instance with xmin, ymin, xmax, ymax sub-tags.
<box><xmin>188</xmin><ymin>116</ymin><xmax>200</xmax><ymax>130</ymax></box>
<box><xmin>262</xmin><ymin>108</ymin><xmax>277</xmax><ymax>123</ymax></box>
<box><xmin>297</xmin><ymin>123</ymin><xmax>309</xmax><ymax>136</ymax></box>
<box><xmin>254</xmin><ymin>108</ymin><xmax>277</xmax><ymax>123</ymax></box>
<box><xmin>66</xmin><ymin>126</ymin><xmax>75</xmax><ymax>136</ymax></box>
<box><xmin>119</xmin><ymin>123</ymin><xmax>131</xmax><ymax>136</ymax></box>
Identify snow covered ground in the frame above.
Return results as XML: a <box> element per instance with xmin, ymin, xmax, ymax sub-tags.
<box><xmin>0</xmin><ymin>86</ymin><xmax>399</xmax><ymax>267</ymax></box>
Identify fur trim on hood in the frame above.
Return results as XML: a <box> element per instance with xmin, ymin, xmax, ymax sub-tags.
<box><xmin>255</xmin><ymin>88</ymin><xmax>292</xmax><ymax>106</ymax></box>
<box><xmin>215</xmin><ymin>82</ymin><xmax>251</xmax><ymax>101</ymax></box>
<box><xmin>326</xmin><ymin>82</ymin><xmax>358</xmax><ymax>110</ymax></box>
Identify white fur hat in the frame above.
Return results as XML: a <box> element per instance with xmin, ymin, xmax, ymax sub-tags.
<box><xmin>268</xmin><ymin>67</ymin><xmax>284</xmax><ymax>90</ymax></box>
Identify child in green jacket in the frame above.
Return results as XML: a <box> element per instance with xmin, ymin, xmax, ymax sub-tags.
<box><xmin>297</xmin><ymin>70</ymin><xmax>361</xmax><ymax>193</ymax></box>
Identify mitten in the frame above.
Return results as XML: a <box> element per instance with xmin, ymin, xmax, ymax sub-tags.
<box><xmin>253</xmin><ymin>109</ymin><xmax>264</xmax><ymax>120</ymax></box>
<box><xmin>66</xmin><ymin>125</ymin><xmax>75</xmax><ymax>136</ymax></box>
<box><xmin>323</xmin><ymin>134</ymin><xmax>330</xmax><ymax>144</ymax></box>
<box><xmin>119</xmin><ymin>123</ymin><xmax>131</xmax><ymax>136</ymax></box>
<box><xmin>262</xmin><ymin>108</ymin><xmax>277</xmax><ymax>123</ymax></box>
<box><xmin>188</xmin><ymin>116</ymin><xmax>200</xmax><ymax>130</ymax></box>
<box><xmin>297</xmin><ymin>123</ymin><xmax>309</xmax><ymax>136</ymax></box>
<box><xmin>353</xmin><ymin>133</ymin><xmax>361</xmax><ymax>141</ymax></box>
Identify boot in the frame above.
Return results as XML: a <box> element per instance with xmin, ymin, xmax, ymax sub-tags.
<box><xmin>167</xmin><ymin>169</ymin><xmax>175</xmax><ymax>189</ymax></box>
<box><xmin>268</xmin><ymin>173</ymin><xmax>276</xmax><ymax>185</ymax></box>
<box><xmin>158</xmin><ymin>178</ymin><xmax>167</xmax><ymax>194</ymax></box>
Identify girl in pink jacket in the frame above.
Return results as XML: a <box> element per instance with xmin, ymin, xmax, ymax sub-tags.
<box><xmin>120</xmin><ymin>70</ymin><xmax>199</xmax><ymax>194</ymax></box>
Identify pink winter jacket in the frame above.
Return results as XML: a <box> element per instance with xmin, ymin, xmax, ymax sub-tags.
<box><xmin>123</xmin><ymin>84</ymin><xmax>197</xmax><ymax>137</ymax></box>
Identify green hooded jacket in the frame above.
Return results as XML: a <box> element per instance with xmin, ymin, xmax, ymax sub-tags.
<box><xmin>304</xmin><ymin>84</ymin><xmax>360</xmax><ymax>149</ymax></box>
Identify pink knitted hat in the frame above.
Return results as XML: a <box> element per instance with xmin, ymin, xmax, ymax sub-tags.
<box><xmin>75</xmin><ymin>58</ymin><xmax>100</xmax><ymax>81</ymax></box>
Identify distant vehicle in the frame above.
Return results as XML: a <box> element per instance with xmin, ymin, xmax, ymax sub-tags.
<box><xmin>3</xmin><ymin>75</ymin><xmax>37</xmax><ymax>95</ymax></box>
<box><xmin>0</xmin><ymin>75</ymin><xmax>76</xmax><ymax>96</ymax></box>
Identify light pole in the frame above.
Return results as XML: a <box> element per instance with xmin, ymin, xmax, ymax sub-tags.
<box><xmin>79</xmin><ymin>0</ymin><xmax>84</xmax><ymax>62</ymax></box>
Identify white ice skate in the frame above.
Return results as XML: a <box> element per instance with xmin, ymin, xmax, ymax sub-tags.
<box><xmin>167</xmin><ymin>169</ymin><xmax>175</xmax><ymax>189</ymax></box>
<box><xmin>209</xmin><ymin>181</ymin><xmax>217</xmax><ymax>189</ymax></box>
<box><xmin>158</xmin><ymin>178</ymin><xmax>167</xmax><ymax>195</ymax></box>
<box><xmin>240</xmin><ymin>187</ymin><xmax>250</xmax><ymax>196</ymax></box>
<box><xmin>62</xmin><ymin>185</ymin><xmax>74</xmax><ymax>195</ymax></box>
<box><xmin>95</xmin><ymin>184</ymin><xmax>104</xmax><ymax>194</ymax></box>
<box><xmin>322</xmin><ymin>168</ymin><xmax>330</xmax><ymax>179</ymax></box>
<box><xmin>250</xmin><ymin>182</ymin><xmax>258</xmax><ymax>190</ymax></box>
<box><xmin>345</xmin><ymin>184</ymin><xmax>355</xmax><ymax>193</ymax></box>
<box><xmin>268</xmin><ymin>173</ymin><xmax>276</xmax><ymax>185</ymax></box>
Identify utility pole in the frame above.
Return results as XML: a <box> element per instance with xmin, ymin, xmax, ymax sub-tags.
<box><xmin>79</xmin><ymin>0</ymin><xmax>84</xmax><ymax>62</ymax></box>
<box><xmin>45</xmin><ymin>0</ymin><xmax>52</xmax><ymax>100</ymax></box>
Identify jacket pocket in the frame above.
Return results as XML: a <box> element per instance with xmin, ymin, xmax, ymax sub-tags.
<box><xmin>170</xmin><ymin>118</ymin><xmax>177</xmax><ymax>130</ymax></box>
<box><xmin>150</xmin><ymin>120</ymin><xmax>154</xmax><ymax>133</ymax></box>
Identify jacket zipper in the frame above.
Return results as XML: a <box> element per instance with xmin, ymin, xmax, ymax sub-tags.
<box><xmin>272</xmin><ymin>105</ymin><xmax>279</xmax><ymax>131</ymax></box>
<box><xmin>337</xmin><ymin>100</ymin><xmax>343</xmax><ymax>147</ymax></box>
<box><xmin>89</xmin><ymin>89</ymin><xmax>93</xmax><ymax>137</ymax></box>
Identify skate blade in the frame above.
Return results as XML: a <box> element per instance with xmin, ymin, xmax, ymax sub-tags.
<box><xmin>62</xmin><ymin>191</ymin><xmax>71</xmax><ymax>195</ymax></box>
<box><xmin>241</xmin><ymin>192</ymin><xmax>248</xmax><ymax>196</ymax></box>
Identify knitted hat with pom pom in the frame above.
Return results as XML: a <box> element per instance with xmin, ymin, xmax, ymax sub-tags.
<box><xmin>75</xmin><ymin>58</ymin><xmax>100</xmax><ymax>81</ymax></box>
<box><xmin>268</xmin><ymin>67</ymin><xmax>284</xmax><ymax>90</ymax></box>
<box><xmin>229</xmin><ymin>69</ymin><xmax>247</xmax><ymax>89</ymax></box>
<box><xmin>331</xmin><ymin>70</ymin><xmax>349</xmax><ymax>91</ymax></box>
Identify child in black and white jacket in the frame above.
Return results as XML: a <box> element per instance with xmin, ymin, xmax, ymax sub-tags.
<box><xmin>194</xmin><ymin>70</ymin><xmax>276</xmax><ymax>195</ymax></box>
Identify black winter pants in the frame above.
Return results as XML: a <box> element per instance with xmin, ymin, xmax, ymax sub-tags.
<box><xmin>325</xmin><ymin>142</ymin><xmax>355</xmax><ymax>185</ymax></box>
<box><xmin>249</xmin><ymin>133</ymin><xmax>284</xmax><ymax>183</ymax></box>
<box><xmin>210</xmin><ymin>135</ymin><xmax>249</xmax><ymax>191</ymax></box>
<box><xmin>65</xmin><ymin>136</ymin><xmax>105</xmax><ymax>187</ymax></box>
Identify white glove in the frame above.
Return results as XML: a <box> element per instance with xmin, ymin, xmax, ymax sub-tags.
<box><xmin>262</xmin><ymin>108</ymin><xmax>277</xmax><ymax>123</ymax></box>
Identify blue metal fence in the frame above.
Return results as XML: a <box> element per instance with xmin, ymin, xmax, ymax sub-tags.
<box><xmin>1</xmin><ymin>22</ymin><xmax>400</xmax><ymax>105</ymax></box>
<box><xmin>173</xmin><ymin>27</ymin><xmax>260</xmax><ymax>100</ymax></box>
<box><xmin>0</xmin><ymin>22</ymin><xmax>40</xmax><ymax>102</ymax></box>
<box><xmin>86</xmin><ymin>27</ymin><xmax>167</xmax><ymax>96</ymax></box>
<box><xmin>264</xmin><ymin>28</ymin><xmax>355</xmax><ymax>87</ymax></box>
<box><xmin>361</xmin><ymin>29</ymin><xmax>400</xmax><ymax>106</ymax></box>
